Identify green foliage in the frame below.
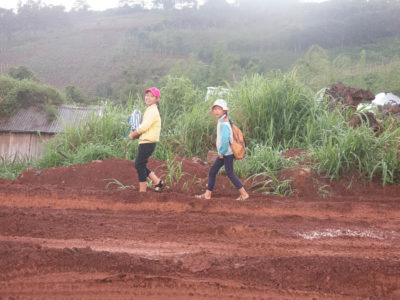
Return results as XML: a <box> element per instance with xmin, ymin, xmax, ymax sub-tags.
<box><xmin>0</xmin><ymin>76</ymin><xmax>65</xmax><ymax>119</ymax></box>
<box><xmin>376</xmin><ymin>61</ymin><xmax>400</xmax><ymax>96</ymax></box>
<box><xmin>162</xmin><ymin>156</ymin><xmax>186</xmax><ymax>188</ymax></box>
<box><xmin>231</xmin><ymin>72</ymin><xmax>314</xmax><ymax>149</ymax></box>
<box><xmin>295</xmin><ymin>44</ymin><xmax>400</xmax><ymax>95</ymax></box>
<box><xmin>104</xmin><ymin>178</ymin><xmax>135</xmax><ymax>190</ymax></box>
<box><xmin>8</xmin><ymin>66</ymin><xmax>39</xmax><ymax>82</ymax></box>
<box><xmin>232</xmin><ymin>144</ymin><xmax>296</xmax><ymax>197</ymax></box>
<box><xmin>36</xmin><ymin>103</ymin><xmax>131</xmax><ymax>168</ymax></box>
<box><xmin>159</xmin><ymin>76</ymin><xmax>204</xmax><ymax>129</ymax></box>
<box><xmin>294</xmin><ymin>46</ymin><xmax>336</xmax><ymax>90</ymax></box>
<box><xmin>208</xmin><ymin>44</ymin><xmax>233</xmax><ymax>86</ymax></box>
<box><xmin>3</xmin><ymin>71</ymin><xmax>400</xmax><ymax>187</ymax></box>
<box><xmin>313</xmin><ymin>122</ymin><xmax>400</xmax><ymax>185</ymax></box>
<box><xmin>72</xmin><ymin>143</ymin><xmax>116</xmax><ymax>164</ymax></box>
<box><xmin>44</xmin><ymin>103</ymin><xmax>58</xmax><ymax>121</ymax></box>
<box><xmin>65</xmin><ymin>86</ymin><xmax>89</xmax><ymax>104</ymax></box>
<box><xmin>0</xmin><ymin>156</ymin><xmax>32</xmax><ymax>180</ymax></box>
<box><xmin>0</xmin><ymin>76</ymin><xmax>17</xmax><ymax>103</ymax></box>
<box><xmin>158</xmin><ymin>76</ymin><xmax>215</xmax><ymax>158</ymax></box>
<box><xmin>169</xmin><ymin>53</ymin><xmax>209</xmax><ymax>88</ymax></box>
<box><xmin>164</xmin><ymin>102</ymin><xmax>215</xmax><ymax>158</ymax></box>
<box><xmin>246</xmin><ymin>173</ymin><xmax>293</xmax><ymax>197</ymax></box>
<box><xmin>234</xmin><ymin>144</ymin><xmax>295</xmax><ymax>179</ymax></box>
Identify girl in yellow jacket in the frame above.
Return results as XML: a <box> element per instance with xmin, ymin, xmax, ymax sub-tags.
<box><xmin>129</xmin><ymin>87</ymin><xmax>163</xmax><ymax>192</ymax></box>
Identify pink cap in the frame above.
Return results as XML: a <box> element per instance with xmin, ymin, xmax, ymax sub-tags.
<box><xmin>145</xmin><ymin>87</ymin><xmax>160</xmax><ymax>100</ymax></box>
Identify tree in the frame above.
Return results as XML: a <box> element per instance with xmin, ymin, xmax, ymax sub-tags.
<box><xmin>72</xmin><ymin>0</ymin><xmax>90</xmax><ymax>12</ymax></box>
<box><xmin>8</xmin><ymin>66</ymin><xmax>39</xmax><ymax>82</ymax></box>
<box><xmin>0</xmin><ymin>8</ymin><xmax>16</xmax><ymax>40</ymax></box>
<box><xmin>65</xmin><ymin>86</ymin><xmax>89</xmax><ymax>104</ymax></box>
<box><xmin>118</xmin><ymin>0</ymin><xmax>145</xmax><ymax>9</ymax></box>
<box><xmin>153</xmin><ymin>0</ymin><xmax>176</xmax><ymax>10</ymax></box>
<box><xmin>201</xmin><ymin>0</ymin><xmax>230</xmax><ymax>10</ymax></box>
<box><xmin>209</xmin><ymin>45</ymin><xmax>232</xmax><ymax>86</ymax></box>
<box><xmin>294</xmin><ymin>45</ymin><xmax>333</xmax><ymax>90</ymax></box>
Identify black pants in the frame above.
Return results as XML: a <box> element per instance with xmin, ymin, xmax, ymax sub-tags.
<box><xmin>135</xmin><ymin>143</ymin><xmax>156</xmax><ymax>182</ymax></box>
<box><xmin>207</xmin><ymin>154</ymin><xmax>243</xmax><ymax>191</ymax></box>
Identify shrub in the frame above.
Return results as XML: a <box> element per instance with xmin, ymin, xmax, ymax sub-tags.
<box><xmin>8</xmin><ymin>66</ymin><xmax>39</xmax><ymax>82</ymax></box>
<box><xmin>0</xmin><ymin>78</ymin><xmax>65</xmax><ymax>118</ymax></box>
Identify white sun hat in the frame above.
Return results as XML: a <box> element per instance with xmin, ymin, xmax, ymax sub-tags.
<box><xmin>212</xmin><ymin>99</ymin><xmax>229</xmax><ymax>111</ymax></box>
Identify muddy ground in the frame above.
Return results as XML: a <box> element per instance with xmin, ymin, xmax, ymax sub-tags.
<box><xmin>0</xmin><ymin>155</ymin><xmax>399</xmax><ymax>299</ymax></box>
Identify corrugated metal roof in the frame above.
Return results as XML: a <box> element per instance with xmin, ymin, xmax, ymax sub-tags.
<box><xmin>0</xmin><ymin>105</ymin><xmax>104</xmax><ymax>134</ymax></box>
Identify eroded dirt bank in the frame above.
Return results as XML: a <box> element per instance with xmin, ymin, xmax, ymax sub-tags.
<box><xmin>0</xmin><ymin>158</ymin><xmax>399</xmax><ymax>299</ymax></box>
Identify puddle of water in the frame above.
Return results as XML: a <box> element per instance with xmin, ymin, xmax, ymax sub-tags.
<box><xmin>0</xmin><ymin>236</ymin><xmax>194</xmax><ymax>258</ymax></box>
<box><xmin>296</xmin><ymin>229</ymin><xmax>391</xmax><ymax>240</ymax></box>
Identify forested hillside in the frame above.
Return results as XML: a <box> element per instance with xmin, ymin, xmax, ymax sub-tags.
<box><xmin>1</xmin><ymin>0</ymin><xmax>400</xmax><ymax>101</ymax></box>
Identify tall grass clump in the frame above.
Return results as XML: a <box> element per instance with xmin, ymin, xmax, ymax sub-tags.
<box><xmin>313</xmin><ymin>117</ymin><xmax>400</xmax><ymax>185</ymax></box>
<box><xmin>159</xmin><ymin>76</ymin><xmax>204</xmax><ymax>132</ymax></box>
<box><xmin>234</xmin><ymin>144</ymin><xmax>295</xmax><ymax>178</ymax></box>
<box><xmin>230</xmin><ymin>71</ymin><xmax>315</xmax><ymax>149</ymax></box>
<box><xmin>37</xmin><ymin>103</ymin><xmax>133</xmax><ymax>168</ymax></box>
<box><xmin>158</xmin><ymin>76</ymin><xmax>215</xmax><ymax>158</ymax></box>
<box><xmin>165</xmin><ymin>102</ymin><xmax>215</xmax><ymax>158</ymax></box>
<box><xmin>0</xmin><ymin>155</ymin><xmax>32</xmax><ymax>179</ymax></box>
<box><xmin>302</xmin><ymin>101</ymin><xmax>348</xmax><ymax>147</ymax></box>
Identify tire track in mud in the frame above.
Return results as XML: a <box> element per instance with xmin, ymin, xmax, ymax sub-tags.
<box><xmin>1</xmin><ymin>191</ymin><xmax>400</xmax><ymax>222</ymax></box>
<box><xmin>0</xmin><ymin>272</ymin><xmax>353</xmax><ymax>300</ymax></box>
<box><xmin>1</xmin><ymin>191</ymin><xmax>400</xmax><ymax>298</ymax></box>
<box><xmin>1</xmin><ymin>238</ymin><xmax>399</xmax><ymax>299</ymax></box>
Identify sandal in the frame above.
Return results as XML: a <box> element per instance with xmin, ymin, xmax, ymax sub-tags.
<box><xmin>195</xmin><ymin>193</ymin><xmax>211</xmax><ymax>200</ymax></box>
<box><xmin>154</xmin><ymin>180</ymin><xmax>164</xmax><ymax>193</ymax></box>
<box><xmin>236</xmin><ymin>195</ymin><xmax>249</xmax><ymax>201</ymax></box>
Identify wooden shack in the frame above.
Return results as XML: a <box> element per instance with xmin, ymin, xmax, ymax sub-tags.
<box><xmin>0</xmin><ymin>105</ymin><xmax>104</xmax><ymax>159</ymax></box>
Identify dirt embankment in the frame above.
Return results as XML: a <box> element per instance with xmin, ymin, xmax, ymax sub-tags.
<box><xmin>0</xmin><ymin>157</ymin><xmax>400</xmax><ymax>299</ymax></box>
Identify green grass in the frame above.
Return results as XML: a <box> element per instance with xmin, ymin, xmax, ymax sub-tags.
<box><xmin>0</xmin><ymin>155</ymin><xmax>33</xmax><ymax>180</ymax></box>
<box><xmin>2</xmin><ymin>72</ymin><xmax>400</xmax><ymax>188</ymax></box>
<box><xmin>230</xmin><ymin>72</ymin><xmax>315</xmax><ymax>149</ymax></box>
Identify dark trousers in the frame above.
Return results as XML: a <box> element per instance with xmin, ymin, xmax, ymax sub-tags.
<box><xmin>135</xmin><ymin>143</ymin><xmax>156</xmax><ymax>182</ymax></box>
<box><xmin>207</xmin><ymin>154</ymin><xmax>243</xmax><ymax>191</ymax></box>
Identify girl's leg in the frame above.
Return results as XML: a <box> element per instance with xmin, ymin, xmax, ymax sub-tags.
<box><xmin>223</xmin><ymin>155</ymin><xmax>249</xmax><ymax>199</ymax></box>
<box><xmin>207</xmin><ymin>157</ymin><xmax>224</xmax><ymax>192</ymax></box>
<box><xmin>135</xmin><ymin>143</ymin><xmax>156</xmax><ymax>192</ymax></box>
<box><xmin>139</xmin><ymin>182</ymin><xmax>147</xmax><ymax>192</ymax></box>
<box><xmin>223</xmin><ymin>155</ymin><xmax>243</xmax><ymax>189</ymax></box>
<box><xmin>149</xmin><ymin>172</ymin><xmax>160</xmax><ymax>185</ymax></box>
<box><xmin>237</xmin><ymin>187</ymin><xmax>249</xmax><ymax>200</ymax></box>
<box><xmin>197</xmin><ymin>157</ymin><xmax>224</xmax><ymax>199</ymax></box>
<box><xmin>149</xmin><ymin>171</ymin><xmax>164</xmax><ymax>192</ymax></box>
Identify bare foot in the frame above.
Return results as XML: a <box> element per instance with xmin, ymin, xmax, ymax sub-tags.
<box><xmin>195</xmin><ymin>193</ymin><xmax>211</xmax><ymax>200</ymax></box>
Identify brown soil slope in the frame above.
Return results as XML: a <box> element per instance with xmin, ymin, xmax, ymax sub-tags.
<box><xmin>0</xmin><ymin>157</ymin><xmax>399</xmax><ymax>299</ymax></box>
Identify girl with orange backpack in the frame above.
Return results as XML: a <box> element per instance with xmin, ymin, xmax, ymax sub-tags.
<box><xmin>196</xmin><ymin>99</ymin><xmax>249</xmax><ymax>201</ymax></box>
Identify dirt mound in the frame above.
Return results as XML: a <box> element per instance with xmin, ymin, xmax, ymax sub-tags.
<box><xmin>11</xmin><ymin>156</ymin><xmax>400</xmax><ymax>200</ymax></box>
<box><xmin>15</xmin><ymin>157</ymin><xmax>241</xmax><ymax>196</ymax></box>
<box><xmin>16</xmin><ymin>158</ymin><xmax>207</xmax><ymax>191</ymax></box>
<box><xmin>325</xmin><ymin>82</ymin><xmax>375</xmax><ymax>107</ymax></box>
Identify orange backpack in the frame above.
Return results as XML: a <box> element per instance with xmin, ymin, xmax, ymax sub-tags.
<box><xmin>224</xmin><ymin>119</ymin><xmax>246</xmax><ymax>160</ymax></box>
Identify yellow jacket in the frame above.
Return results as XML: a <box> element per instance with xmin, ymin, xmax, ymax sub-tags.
<box><xmin>136</xmin><ymin>104</ymin><xmax>161</xmax><ymax>144</ymax></box>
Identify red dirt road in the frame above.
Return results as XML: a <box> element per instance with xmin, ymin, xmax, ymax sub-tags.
<box><xmin>0</xmin><ymin>158</ymin><xmax>400</xmax><ymax>299</ymax></box>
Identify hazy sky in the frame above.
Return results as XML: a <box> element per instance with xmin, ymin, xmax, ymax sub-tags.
<box><xmin>0</xmin><ymin>0</ymin><xmax>120</xmax><ymax>11</ymax></box>
<box><xmin>0</xmin><ymin>0</ymin><xmax>326</xmax><ymax>11</ymax></box>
